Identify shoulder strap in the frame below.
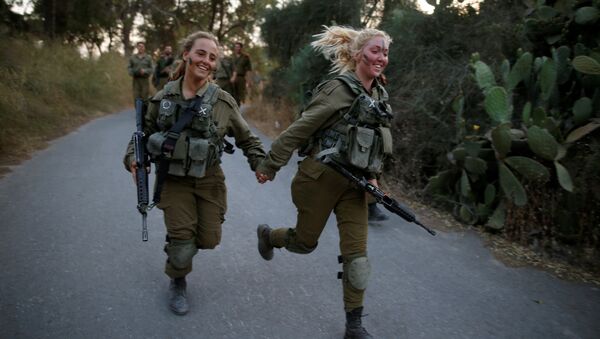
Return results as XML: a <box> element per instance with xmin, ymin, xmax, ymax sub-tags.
<box><xmin>152</xmin><ymin>94</ymin><xmax>204</xmax><ymax>204</ymax></box>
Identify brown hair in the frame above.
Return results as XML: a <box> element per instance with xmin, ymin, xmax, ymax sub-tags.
<box><xmin>170</xmin><ymin>31</ymin><xmax>220</xmax><ymax>81</ymax></box>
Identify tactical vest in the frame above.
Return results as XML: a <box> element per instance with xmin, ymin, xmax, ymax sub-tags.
<box><xmin>146</xmin><ymin>83</ymin><xmax>224</xmax><ymax>178</ymax></box>
<box><xmin>303</xmin><ymin>73</ymin><xmax>394</xmax><ymax>173</ymax></box>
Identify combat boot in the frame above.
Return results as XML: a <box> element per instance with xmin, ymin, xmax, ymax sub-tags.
<box><xmin>368</xmin><ymin>203</ymin><xmax>389</xmax><ymax>222</ymax></box>
<box><xmin>344</xmin><ymin>307</ymin><xmax>373</xmax><ymax>339</ymax></box>
<box><xmin>169</xmin><ymin>277</ymin><xmax>189</xmax><ymax>315</ymax></box>
<box><xmin>257</xmin><ymin>224</ymin><xmax>274</xmax><ymax>260</ymax></box>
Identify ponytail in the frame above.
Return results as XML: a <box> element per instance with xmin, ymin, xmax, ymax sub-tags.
<box><xmin>311</xmin><ymin>25</ymin><xmax>392</xmax><ymax>74</ymax></box>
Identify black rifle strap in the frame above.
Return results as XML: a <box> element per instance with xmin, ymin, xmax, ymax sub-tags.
<box><xmin>153</xmin><ymin>95</ymin><xmax>204</xmax><ymax>204</ymax></box>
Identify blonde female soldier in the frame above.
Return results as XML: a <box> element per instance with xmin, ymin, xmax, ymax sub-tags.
<box><xmin>255</xmin><ymin>26</ymin><xmax>393</xmax><ymax>339</ymax></box>
<box><xmin>124</xmin><ymin>31</ymin><xmax>265</xmax><ymax>315</ymax></box>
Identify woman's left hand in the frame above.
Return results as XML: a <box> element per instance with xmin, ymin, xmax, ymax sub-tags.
<box><xmin>368</xmin><ymin>178</ymin><xmax>378</xmax><ymax>188</ymax></box>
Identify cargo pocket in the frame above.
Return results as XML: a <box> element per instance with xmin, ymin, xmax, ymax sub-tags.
<box><xmin>347</xmin><ymin>126</ymin><xmax>374</xmax><ymax>170</ymax></box>
<box><xmin>147</xmin><ymin>132</ymin><xmax>167</xmax><ymax>158</ymax></box>
<box><xmin>168</xmin><ymin>135</ymin><xmax>188</xmax><ymax>176</ymax></box>
<box><xmin>378</xmin><ymin>126</ymin><xmax>393</xmax><ymax>154</ymax></box>
<box><xmin>187</xmin><ymin>137</ymin><xmax>209</xmax><ymax>178</ymax></box>
<box><xmin>298</xmin><ymin>157</ymin><xmax>326</xmax><ymax>180</ymax></box>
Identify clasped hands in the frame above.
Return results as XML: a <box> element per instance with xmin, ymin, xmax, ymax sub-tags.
<box><xmin>255</xmin><ymin>171</ymin><xmax>271</xmax><ymax>184</ymax></box>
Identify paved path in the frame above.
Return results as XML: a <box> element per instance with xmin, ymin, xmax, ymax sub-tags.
<box><xmin>0</xmin><ymin>109</ymin><xmax>599</xmax><ymax>338</ymax></box>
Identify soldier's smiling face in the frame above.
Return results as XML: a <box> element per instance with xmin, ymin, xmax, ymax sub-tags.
<box><xmin>183</xmin><ymin>38</ymin><xmax>218</xmax><ymax>82</ymax></box>
<box><xmin>355</xmin><ymin>36</ymin><xmax>389</xmax><ymax>80</ymax></box>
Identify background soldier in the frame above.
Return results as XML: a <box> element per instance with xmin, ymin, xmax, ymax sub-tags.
<box><xmin>127</xmin><ymin>41</ymin><xmax>153</xmax><ymax>105</ymax></box>
<box><xmin>153</xmin><ymin>45</ymin><xmax>175</xmax><ymax>91</ymax></box>
<box><xmin>230</xmin><ymin>42</ymin><xmax>252</xmax><ymax>105</ymax></box>
<box><xmin>215</xmin><ymin>47</ymin><xmax>235</xmax><ymax>96</ymax></box>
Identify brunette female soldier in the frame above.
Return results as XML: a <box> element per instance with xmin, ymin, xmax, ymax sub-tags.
<box><xmin>124</xmin><ymin>31</ymin><xmax>265</xmax><ymax>315</ymax></box>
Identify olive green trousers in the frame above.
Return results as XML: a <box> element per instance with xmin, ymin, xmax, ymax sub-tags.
<box><xmin>157</xmin><ymin>166</ymin><xmax>227</xmax><ymax>278</ymax></box>
<box><xmin>270</xmin><ymin>158</ymin><xmax>369</xmax><ymax>311</ymax></box>
<box><xmin>132</xmin><ymin>76</ymin><xmax>150</xmax><ymax>104</ymax></box>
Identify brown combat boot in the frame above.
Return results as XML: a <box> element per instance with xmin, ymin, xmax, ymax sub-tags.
<box><xmin>169</xmin><ymin>277</ymin><xmax>189</xmax><ymax>315</ymax></box>
<box><xmin>344</xmin><ymin>307</ymin><xmax>373</xmax><ymax>339</ymax></box>
<box><xmin>257</xmin><ymin>224</ymin><xmax>274</xmax><ymax>260</ymax></box>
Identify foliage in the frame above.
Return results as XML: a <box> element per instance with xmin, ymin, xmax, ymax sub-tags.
<box><xmin>260</xmin><ymin>0</ymin><xmax>362</xmax><ymax>105</ymax></box>
<box><xmin>379</xmin><ymin>2</ymin><xmax>529</xmax><ymax>194</ymax></box>
<box><xmin>425</xmin><ymin>0</ymin><xmax>600</xmax><ymax>261</ymax></box>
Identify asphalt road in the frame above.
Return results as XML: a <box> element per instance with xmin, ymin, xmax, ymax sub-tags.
<box><xmin>1</xmin><ymin>109</ymin><xmax>599</xmax><ymax>339</ymax></box>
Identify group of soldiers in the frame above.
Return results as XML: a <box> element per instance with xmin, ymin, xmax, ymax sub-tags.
<box><xmin>127</xmin><ymin>41</ymin><xmax>252</xmax><ymax>107</ymax></box>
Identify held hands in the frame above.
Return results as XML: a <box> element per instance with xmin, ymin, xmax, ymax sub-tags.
<box><xmin>255</xmin><ymin>171</ymin><xmax>271</xmax><ymax>184</ymax></box>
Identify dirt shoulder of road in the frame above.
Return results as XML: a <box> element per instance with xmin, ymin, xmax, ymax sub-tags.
<box><xmin>392</xmin><ymin>185</ymin><xmax>600</xmax><ymax>286</ymax></box>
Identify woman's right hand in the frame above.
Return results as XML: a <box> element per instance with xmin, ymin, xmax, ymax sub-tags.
<box><xmin>130</xmin><ymin>161</ymin><xmax>150</xmax><ymax>184</ymax></box>
<box><xmin>130</xmin><ymin>161</ymin><xmax>139</xmax><ymax>184</ymax></box>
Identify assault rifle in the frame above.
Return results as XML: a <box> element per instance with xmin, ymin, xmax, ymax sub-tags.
<box><xmin>133</xmin><ymin>98</ymin><xmax>153</xmax><ymax>241</ymax></box>
<box><xmin>320</xmin><ymin>157</ymin><xmax>436</xmax><ymax>236</ymax></box>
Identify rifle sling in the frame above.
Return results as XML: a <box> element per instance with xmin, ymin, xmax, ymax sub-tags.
<box><xmin>153</xmin><ymin>95</ymin><xmax>204</xmax><ymax>204</ymax></box>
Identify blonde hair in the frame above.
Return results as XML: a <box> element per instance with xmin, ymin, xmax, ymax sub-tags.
<box><xmin>311</xmin><ymin>26</ymin><xmax>392</xmax><ymax>74</ymax></box>
<box><xmin>170</xmin><ymin>31</ymin><xmax>220</xmax><ymax>81</ymax></box>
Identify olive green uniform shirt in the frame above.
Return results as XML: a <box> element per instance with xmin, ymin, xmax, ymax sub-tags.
<box><xmin>123</xmin><ymin>77</ymin><xmax>265</xmax><ymax>171</ymax></box>
<box><xmin>128</xmin><ymin>53</ymin><xmax>153</xmax><ymax>78</ymax></box>
<box><xmin>232</xmin><ymin>53</ymin><xmax>252</xmax><ymax>76</ymax></box>
<box><xmin>256</xmin><ymin>71</ymin><xmax>384</xmax><ymax>179</ymax></box>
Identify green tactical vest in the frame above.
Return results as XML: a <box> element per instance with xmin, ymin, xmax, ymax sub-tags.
<box><xmin>302</xmin><ymin>73</ymin><xmax>394</xmax><ymax>173</ymax></box>
<box><xmin>146</xmin><ymin>83</ymin><xmax>224</xmax><ymax>178</ymax></box>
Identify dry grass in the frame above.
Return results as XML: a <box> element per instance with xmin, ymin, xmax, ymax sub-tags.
<box><xmin>0</xmin><ymin>37</ymin><xmax>131</xmax><ymax>175</ymax></box>
<box><xmin>243</xmin><ymin>96</ymin><xmax>296</xmax><ymax>138</ymax></box>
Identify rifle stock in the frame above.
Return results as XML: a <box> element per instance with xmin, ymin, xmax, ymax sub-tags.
<box><xmin>321</xmin><ymin>157</ymin><xmax>436</xmax><ymax>236</ymax></box>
